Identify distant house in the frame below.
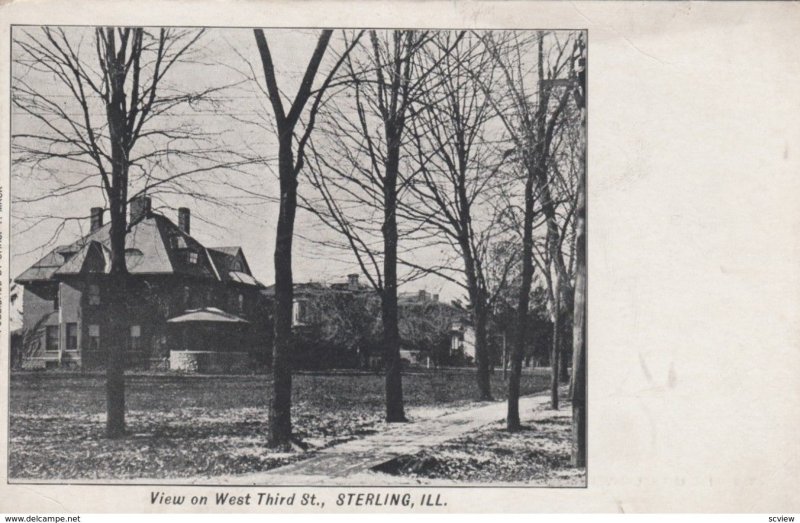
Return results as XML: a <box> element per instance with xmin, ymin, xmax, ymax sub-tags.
<box><xmin>261</xmin><ymin>278</ymin><xmax>466</xmax><ymax>369</ymax></box>
<box><xmin>261</xmin><ymin>274</ymin><xmax>378</xmax><ymax>369</ymax></box>
<box><xmin>449</xmin><ymin>318</ymin><xmax>476</xmax><ymax>363</ymax></box>
<box><xmin>14</xmin><ymin>196</ymin><xmax>267</xmax><ymax>371</ymax></box>
<box><xmin>398</xmin><ymin>290</ymin><xmax>464</xmax><ymax>367</ymax></box>
<box><xmin>398</xmin><ymin>289</ymin><xmax>440</xmax><ymax>306</ymax></box>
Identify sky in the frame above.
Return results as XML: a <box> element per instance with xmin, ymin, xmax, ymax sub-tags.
<box><xmin>9</xmin><ymin>27</ymin><xmax>564</xmax><ymax>303</ymax></box>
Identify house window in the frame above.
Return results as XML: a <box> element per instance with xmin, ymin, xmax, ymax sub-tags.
<box><xmin>88</xmin><ymin>284</ymin><xmax>101</xmax><ymax>305</ymax></box>
<box><xmin>183</xmin><ymin>286</ymin><xmax>191</xmax><ymax>309</ymax></box>
<box><xmin>129</xmin><ymin>325</ymin><xmax>142</xmax><ymax>351</ymax></box>
<box><xmin>238</xmin><ymin>293</ymin><xmax>244</xmax><ymax>314</ymax></box>
<box><xmin>125</xmin><ymin>248</ymin><xmax>144</xmax><ymax>268</ymax></box>
<box><xmin>88</xmin><ymin>324</ymin><xmax>100</xmax><ymax>351</ymax></box>
<box><xmin>186</xmin><ymin>251</ymin><xmax>199</xmax><ymax>264</ymax></box>
<box><xmin>292</xmin><ymin>299</ymin><xmax>309</xmax><ymax>326</ymax></box>
<box><xmin>45</xmin><ymin>325</ymin><xmax>59</xmax><ymax>352</ymax></box>
<box><xmin>66</xmin><ymin>323</ymin><xmax>78</xmax><ymax>351</ymax></box>
<box><xmin>171</xmin><ymin>236</ymin><xmax>188</xmax><ymax>250</ymax></box>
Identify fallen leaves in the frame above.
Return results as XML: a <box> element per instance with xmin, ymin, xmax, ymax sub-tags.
<box><xmin>9</xmin><ymin>370</ymin><xmax>549</xmax><ymax>481</ymax></box>
<box><xmin>372</xmin><ymin>398</ymin><xmax>586</xmax><ymax>486</ymax></box>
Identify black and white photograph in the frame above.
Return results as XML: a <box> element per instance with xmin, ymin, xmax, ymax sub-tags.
<box><xmin>7</xmin><ymin>26</ymin><xmax>587</xmax><ymax>487</ymax></box>
<box><xmin>2</xmin><ymin>1</ymin><xmax>799</xmax><ymax>517</ymax></box>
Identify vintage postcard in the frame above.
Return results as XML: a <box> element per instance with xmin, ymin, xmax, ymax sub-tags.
<box><xmin>0</xmin><ymin>0</ymin><xmax>798</xmax><ymax>515</ymax></box>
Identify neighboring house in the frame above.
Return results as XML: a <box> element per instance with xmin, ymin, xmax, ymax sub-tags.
<box><xmin>15</xmin><ymin>196</ymin><xmax>267</xmax><ymax>371</ymax></box>
<box><xmin>261</xmin><ymin>274</ymin><xmax>378</xmax><ymax>369</ymax></box>
<box><xmin>261</xmin><ymin>278</ymin><xmax>465</xmax><ymax>369</ymax></box>
<box><xmin>398</xmin><ymin>289</ymin><xmax>440</xmax><ymax>306</ymax></box>
<box><xmin>398</xmin><ymin>290</ymin><xmax>464</xmax><ymax>366</ymax></box>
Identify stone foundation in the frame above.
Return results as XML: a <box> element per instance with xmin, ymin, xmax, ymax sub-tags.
<box><xmin>169</xmin><ymin>350</ymin><xmax>250</xmax><ymax>374</ymax></box>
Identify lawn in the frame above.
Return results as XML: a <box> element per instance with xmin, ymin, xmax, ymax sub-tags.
<box><xmin>9</xmin><ymin>369</ymin><xmax>548</xmax><ymax>481</ymax></box>
<box><xmin>373</xmin><ymin>394</ymin><xmax>586</xmax><ymax>487</ymax></box>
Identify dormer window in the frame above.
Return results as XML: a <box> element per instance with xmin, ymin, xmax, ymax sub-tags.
<box><xmin>171</xmin><ymin>236</ymin><xmax>188</xmax><ymax>250</ymax></box>
<box><xmin>125</xmin><ymin>248</ymin><xmax>144</xmax><ymax>267</ymax></box>
<box><xmin>187</xmin><ymin>251</ymin><xmax>198</xmax><ymax>264</ymax></box>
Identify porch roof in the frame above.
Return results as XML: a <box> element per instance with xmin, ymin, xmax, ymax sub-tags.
<box><xmin>167</xmin><ymin>307</ymin><xmax>249</xmax><ymax>324</ymax></box>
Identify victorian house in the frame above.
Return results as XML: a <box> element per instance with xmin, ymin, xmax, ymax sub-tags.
<box><xmin>15</xmin><ymin>196</ymin><xmax>267</xmax><ymax>370</ymax></box>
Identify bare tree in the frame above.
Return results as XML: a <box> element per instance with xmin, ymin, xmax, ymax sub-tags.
<box><xmin>530</xmin><ymin>125</ymin><xmax>581</xmax><ymax>387</ymax></box>
<box><xmin>11</xmin><ymin>26</ymin><xmax>243</xmax><ymax>438</ymax></box>
<box><xmin>303</xmin><ymin>30</ymin><xmax>457</xmax><ymax>422</ymax></box>
<box><xmin>479</xmin><ymin>31</ymin><xmax>577</xmax><ymax>429</ymax></box>
<box><xmin>252</xmin><ymin>28</ymin><xmax>363</xmax><ymax>447</ymax></box>
<box><xmin>403</xmin><ymin>31</ymin><xmax>514</xmax><ymax>400</ymax></box>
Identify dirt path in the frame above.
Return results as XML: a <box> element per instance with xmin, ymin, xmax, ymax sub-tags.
<box><xmin>204</xmin><ymin>389</ymin><xmax>557</xmax><ymax>485</ymax></box>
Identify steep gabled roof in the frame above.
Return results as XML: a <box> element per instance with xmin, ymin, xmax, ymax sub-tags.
<box><xmin>16</xmin><ymin>212</ymin><xmax>259</xmax><ymax>286</ymax></box>
<box><xmin>53</xmin><ymin>241</ymin><xmax>110</xmax><ymax>276</ymax></box>
<box><xmin>207</xmin><ymin>246</ymin><xmax>262</xmax><ymax>287</ymax></box>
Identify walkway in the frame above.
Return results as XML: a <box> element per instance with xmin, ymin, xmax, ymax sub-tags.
<box><xmin>205</xmin><ymin>388</ymin><xmax>559</xmax><ymax>485</ymax></box>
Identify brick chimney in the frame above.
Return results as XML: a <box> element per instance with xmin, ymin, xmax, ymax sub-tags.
<box><xmin>347</xmin><ymin>273</ymin><xmax>359</xmax><ymax>290</ymax></box>
<box><xmin>130</xmin><ymin>196</ymin><xmax>152</xmax><ymax>224</ymax></box>
<box><xmin>418</xmin><ymin>289</ymin><xmax>428</xmax><ymax>302</ymax></box>
<box><xmin>178</xmin><ymin>207</ymin><xmax>191</xmax><ymax>235</ymax></box>
<box><xmin>432</xmin><ymin>293</ymin><xmax>439</xmax><ymax>302</ymax></box>
<box><xmin>90</xmin><ymin>207</ymin><xmax>104</xmax><ymax>232</ymax></box>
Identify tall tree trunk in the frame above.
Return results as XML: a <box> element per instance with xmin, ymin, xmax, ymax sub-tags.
<box><xmin>571</xmin><ymin>37</ymin><xmax>587</xmax><ymax>467</ymax></box>
<box><xmin>507</xmin><ymin>163</ymin><xmax>536</xmax><ymax>431</ymax></box>
<box><xmin>571</xmin><ymin>199</ymin><xmax>587</xmax><ymax>466</ymax></box>
<box><xmin>508</xmin><ymin>34</ymin><xmax>548</xmax><ymax>432</ymax></box>
<box><xmin>560</xmin><ymin>313</ymin><xmax>571</xmax><ymax>384</ymax></box>
<box><xmin>105</xmin><ymin>197</ymin><xmax>127</xmax><ymax>438</ymax></box>
<box><xmin>550</xmin><ymin>281</ymin><xmax>561</xmax><ymax>410</ymax></box>
<box><xmin>473</xmin><ymin>299</ymin><xmax>492</xmax><ymax>400</ymax></box>
<box><xmin>537</xmin><ymin>168</ymin><xmax>571</xmax><ymax>403</ymax></box>
<box><xmin>383</xmin><ymin>135</ymin><xmax>405</xmax><ymax>423</ymax></box>
<box><xmin>253</xmin><ymin>28</ymin><xmax>335</xmax><ymax>448</ymax></box>
<box><xmin>463</xmin><ymin>246</ymin><xmax>492</xmax><ymax>401</ymax></box>
<box><xmin>104</xmin><ymin>45</ymin><xmax>129</xmax><ymax>438</ymax></box>
<box><xmin>269</xmin><ymin>135</ymin><xmax>296</xmax><ymax>448</ymax></box>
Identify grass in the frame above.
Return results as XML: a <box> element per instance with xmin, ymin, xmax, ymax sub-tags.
<box><xmin>9</xmin><ymin>369</ymin><xmax>548</xmax><ymax>480</ymax></box>
<box><xmin>372</xmin><ymin>395</ymin><xmax>586</xmax><ymax>486</ymax></box>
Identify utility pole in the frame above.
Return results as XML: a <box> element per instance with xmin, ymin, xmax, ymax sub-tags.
<box><xmin>569</xmin><ymin>31</ymin><xmax>587</xmax><ymax>468</ymax></box>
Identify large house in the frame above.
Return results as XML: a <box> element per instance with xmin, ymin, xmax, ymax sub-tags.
<box><xmin>15</xmin><ymin>196</ymin><xmax>267</xmax><ymax>371</ymax></box>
